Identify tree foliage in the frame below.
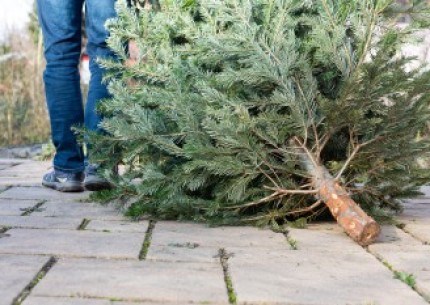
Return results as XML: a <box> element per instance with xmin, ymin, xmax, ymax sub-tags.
<box><xmin>90</xmin><ymin>0</ymin><xmax>430</xmax><ymax>225</ymax></box>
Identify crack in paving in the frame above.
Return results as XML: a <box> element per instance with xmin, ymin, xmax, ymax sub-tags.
<box><xmin>0</xmin><ymin>185</ymin><xmax>11</xmax><ymax>194</ymax></box>
<box><xmin>366</xmin><ymin>248</ymin><xmax>430</xmax><ymax>304</ymax></box>
<box><xmin>77</xmin><ymin>218</ymin><xmax>91</xmax><ymax>230</ymax></box>
<box><xmin>0</xmin><ymin>226</ymin><xmax>10</xmax><ymax>233</ymax></box>
<box><xmin>396</xmin><ymin>223</ymin><xmax>430</xmax><ymax>246</ymax></box>
<box><xmin>21</xmin><ymin>295</ymin><xmax>194</xmax><ymax>303</ymax></box>
<box><xmin>0</xmin><ymin>162</ymin><xmax>21</xmax><ymax>171</ymax></box>
<box><xmin>283</xmin><ymin>230</ymin><xmax>299</xmax><ymax>250</ymax></box>
<box><xmin>20</xmin><ymin>200</ymin><xmax>46</xmax><ymax>216</ymax></box>
<box><xmin>270</xmin><ymin>225</ymin><xmax>299</xmax><ymax>250</ymax></box>
<box><xmin>139</xmin><ymin>220</ymin><xmax>156</xmax><ymax>260</ymax></box>
<box><xmin>11</xmin><ymin>256</ymin><xmax>58</xmax><ymax>305</ymax></box>
<box><xmin>219</xmin><ymin>248</ymin><xmax>237</xmax><ymax>305</ymax></box>
<box><xmin>0</xmin><ymin>226</ymin><xmax>11</xmax><ymax>238</ymax></box>
<box><xmin>0</xmin><ymin>252</ymin><xmax>147</xmax><ymax>261</ymax></box>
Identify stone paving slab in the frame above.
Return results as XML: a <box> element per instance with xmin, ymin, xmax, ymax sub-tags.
<box><xmin>112</xmin><ymin>301</ymin><xmax>191</xmax><ymax>305</ymax></box>
<box><xmin>0</xmin><ymin>164</ymin><xmax>13</xmax><ymax>170</ymax></box>
<box><xmin>147</xmin><ymin>244</ymin><xmax>220</xmax><ymax>263</ymax></box>
<box><xmin>31</xmin><ymin>259</ymin><xmax>229</xmax><ymax>304</ymax></box>
<box><xmin>404</xmin><ymin>223</ymin><xmax>430</xmax><ymax>244</ymax></box>
<box><xmin>0</xmin><ymin>254</ymin><xmax>50</xmax><ymax>305</ymax></box>
<box><xmin>85</xmin><ymin>219</ymin><xmax>149</xmax><ymax>233</ymax></box>
<box><xmin>32</xmin><ymin>201</ymin><xmax>124</xmax><ymax>220</ymax></box>
<box><xmin>113</xmin><ymin>302</ymin><xmax>192</xmax><ymax>305</ymax></box>
<box><xmin>228</xmin><ymin>247</ymin><xmax>428</xmax><ymax>305</ymax></box>
<box><xmin>0</xmin><ymin>177</ymin><xmax>43</xmax><ymax>186</ymax></box>
<box><xmin>0</xmin><ymin>186</ymin><xmax>90</xmax><ymax>201</ymax></box>
<box><xmin>402</xmin><ymin>199</ymin><xmax>430</xmax><ymax>208</ymax></box>
<box><xmin>371</xmin><ymin>225</ymin><xmax>422</xmax><ymax>247</ymax></box>
<box><xmin>0</xmin><ymin>171</ymin><xmax>45</xmax><ymax>179</ymax></box>
<box><xmin>368</xmin><ymin>226</ymin><xmax>430</xmax><ymax>302</ymax></box>
<box><xmin>0</xmin><ymin>163</ymin><xmax>49</xmax><ymax>174</ymax></box>
<box><xmin>0</xmin><ymin>162</ymin><xmax>52</xmax><ymax>179</ymax></box>
<box><xmin>403</xmin><ymin>198</ymin><xmax>430</xmax><ymax>204</ymax></box>
<box><xmin>286</xmin><ymin>224</ymin><xmax>364</xmax><ymax>253</ymax></box>
<box><xmin>0</xmin><ymin>158</ymin><xmax>27</xmax><ymax>165</ymax></box>
<box><xmin>148</xmin><ymin>221</ymin><xmax>288</xmax><ymax>263</ymax></box>
<box><xmin>22</xmin><ymin>297</ymin><xmax>111</xmax><ymax>305</ymax></box>
<box><xmin>0</xmin><ymin>198</ymin><xmax>40</xmax><ymax>216</ymax></box>
<box><xmin>417</xmin><ymin>185</ymin><xmax>430</xmax><ymax>198</ymax></box>
<box><xmin>22</xmin><ymin>296</ymin><xmax>193</xmax><ymax>305</ymax></box>
<box><xmin>2</xmin><ymin>160</ymin><xmax>430</xmax><ymax>305</ymax></box>
<box><xmin>0</xmin><ymin>229</ymin><xmax>144</xmax><ymax>259</ymax></box>
<box><xmin>152</xmin><ymin>221</ymin><xmax>288</xmax><ymax>249</ymax></box>
<box><xmin>0</xmin><ymin>215</ymin><xmax>82</xmax><ymax>230</ymax></box>
<box><xmin>398</xmin><ymin>201</ymin><xmax>430</xmax><ymax>223</ymax></box>
<box><xmin>369</xmin><ymin>245</ymin><xmax>430</xmax><ymax>302</ymax></box>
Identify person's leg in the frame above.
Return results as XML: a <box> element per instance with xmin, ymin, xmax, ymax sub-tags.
<box><xmin>84</xmin><ymin>0</ymin><xmax>117</xmax><ymax>133</ymax></box>
<box><xmin>83</xmin><ymin>0</ymin><xmax>118</xmax><ymax>191</ymax></box>
<box><xmin>37</xmin><ymin>0</ymin><xmax>85</xmax><ymax>191</ymax></box>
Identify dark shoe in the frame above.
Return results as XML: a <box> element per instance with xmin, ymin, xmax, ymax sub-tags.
<box><xmin>84</xmin><ymin>164</ymin><xmax>114</xmax><ymax>191</ymax></box>
<box><xmin>42</xmin><ymin>170</ymin><xmax>85</xmax><ymax>192</ymax></box>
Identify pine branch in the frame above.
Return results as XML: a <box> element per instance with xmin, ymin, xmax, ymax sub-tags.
<box><xmin>284</xmin><ymin>199</ymin><xmax>323</xmax><ymax>216</ymax></box>
<box><xmin>335</xmin><ymin>137</ymin><xmax>382</xmax><ymax>180</ymax></box>
<box><xmin>88</xmin><ymin>0</ymin><xmax>430</xmax><ymax>226</ymax></box>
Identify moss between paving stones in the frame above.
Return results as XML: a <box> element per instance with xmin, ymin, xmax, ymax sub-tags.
<box><xmin>12</xmin><ymin>257</ymin><xmax>57</xmax><ymax>305</ymax></box>
<box><xmin>139</xmin><ymin>220</ymin><xmax>156</xmax><ymax>260</ymax></box>
<box><xmin>219</xmin><ymin>248</ymin><xmax>238</xmax><ymax>305</ymax></box>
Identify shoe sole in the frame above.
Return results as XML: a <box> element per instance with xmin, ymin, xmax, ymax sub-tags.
<box><xmin>84</xmin><ymin>178</ymin><xmax>113</xmax><ymax>192</ymax></box>
<box><xmin>42</xmin><ymin>181</ymin><xmax>84</xmax><ymax>192</ymax></box>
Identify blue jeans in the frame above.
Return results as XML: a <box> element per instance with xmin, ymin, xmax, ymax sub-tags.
<box><xmin>37</xmin><ymin>0</ymin><xmax>117</xmax><ymax>173</ymax></box>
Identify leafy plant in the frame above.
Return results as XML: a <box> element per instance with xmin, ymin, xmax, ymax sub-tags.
<box><xmin>394</xmin><ymin>270</ymin><xmax>416</xmax><ymax>288</ymax></box>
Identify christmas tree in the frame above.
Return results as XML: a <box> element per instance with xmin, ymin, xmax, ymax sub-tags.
<box><xmin>91</xmin><ymin>0</ymin><xmax>430</xmax><ymax>245</ymax></box>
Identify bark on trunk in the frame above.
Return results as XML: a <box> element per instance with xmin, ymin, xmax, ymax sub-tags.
<box><xmin>302</xmin><ymin>155</ymin><xmax>381</xmax><ymax>246</ymax></box>
<box><xmin>317</xmin><ymin>172</ymin><xmax>381</xmax><ymax>246</ymax></box>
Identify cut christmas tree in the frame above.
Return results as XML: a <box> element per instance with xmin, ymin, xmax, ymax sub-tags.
<box><xmin>92</xmin><ymin>0</ymin><xmax>430</xmax><ymax>245</ymax></box>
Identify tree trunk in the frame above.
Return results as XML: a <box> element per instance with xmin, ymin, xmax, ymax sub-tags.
<box><xmin>301</xmin><ymin>154</ymin><xmax>381</xmax><ymax>246</ymax></box>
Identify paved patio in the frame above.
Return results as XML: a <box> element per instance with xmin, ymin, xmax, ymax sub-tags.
<box><xmin>0</xmin><ymin>158</ymin><xmax>429</xmax><ymax>305</ymax></box>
